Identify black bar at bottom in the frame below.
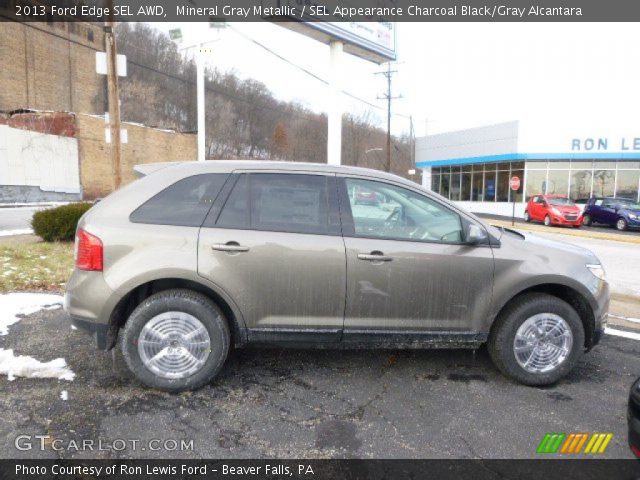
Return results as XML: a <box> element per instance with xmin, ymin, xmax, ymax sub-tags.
<box><xmin>1</xmin><ymin>459</ymin><xmax>639</xmax><ymax>480</ymax></box>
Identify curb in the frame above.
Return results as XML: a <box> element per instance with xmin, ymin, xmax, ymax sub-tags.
<box><xmin>488</xmin><ymin>219</ymin><xmax>640</xmax><ymax>245</ymax></box>
<box><xmin>0</xmin><ymin>202</ymin><xmax>72</xmax><ymax>209</ymax></box>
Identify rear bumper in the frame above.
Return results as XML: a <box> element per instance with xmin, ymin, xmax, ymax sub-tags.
<box><xmin>64</xmin><ymin>269</ymin><xmax>122</xmax><ymax>350</ymax></box>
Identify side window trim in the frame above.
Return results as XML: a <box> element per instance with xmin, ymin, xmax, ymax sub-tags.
<box><xmin>202</xmin><ymin>173</ymin><xmax>243</xmax><ymax>228</ymax></box>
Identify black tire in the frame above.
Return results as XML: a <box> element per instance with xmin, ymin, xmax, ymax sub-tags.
<box><xmin>544</xmin><ymin>215</ymin><xmax>552</xmax><ymax>227</ymax></box>
<box><xmin>488</xmin><ymin>293</ymin><xmax>584</xmax><ymax>386</ymax></box>
<box><xmin>582</xmin><ymin>214</ymin><xmax>592</xmax><ymax>226</ymax></box>
<box><xmin>616</xmin><ymin>217</ymin><xmax>628</xmax><ymax>231</ymax></box>
<box><xmin>523</xmin><ymin>211</ymin><xmax>530</xmax><ymax>223</ymax></box>
<box><xmin>120</xmin><ymin>289</ymin><xmax>230</xmax><ymax>392</ymax></box>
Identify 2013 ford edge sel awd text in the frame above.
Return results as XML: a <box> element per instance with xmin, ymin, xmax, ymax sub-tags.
<box><xmin>64</xmin><ymin>161</ymin><xmax>609</xmax><ymax>392</ymax></box>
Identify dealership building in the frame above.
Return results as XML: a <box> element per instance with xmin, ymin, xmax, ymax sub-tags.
<box><xmin>415</xmin><ymin>119</ymin><xmax>640</xmax><ymax>217</ymax></box>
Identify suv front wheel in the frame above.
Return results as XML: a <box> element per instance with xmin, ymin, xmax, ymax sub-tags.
<box><xmin>121</xmin><ymin>289</ymin><xmax>230</xmax><ymax>392</ymax></box>
<box><xmin>488</xmin><ymin>293</ymin><xmax>584</xmax><ymax>386</ymax></box>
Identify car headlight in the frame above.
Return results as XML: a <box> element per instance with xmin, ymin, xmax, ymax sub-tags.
<box><xmin>629</xmin><ymin>213</ymin><xmax>638</xmax><ymax>220</ymax></box>
<box><xmin>551</xmin><ymin>207</ymin><xmax>561</xmax><ymax>215</ymax></box>
<box><xmin>586</xmin><ymin>264</ymin><xmax>606</xmax><ymax>281</ymax></box>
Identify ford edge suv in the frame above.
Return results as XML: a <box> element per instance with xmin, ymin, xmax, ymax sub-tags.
<box><xmin>64</xmin><ymin>161</ymin><xmax>609</xmax><ymax>392</ymax></box>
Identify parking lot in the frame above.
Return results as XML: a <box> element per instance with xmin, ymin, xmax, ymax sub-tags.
<box><xmin>0</xmin><ymin>299</ymin><xmax>638</xmax><ymax>460</ymax></box>
<box><xmin>1</xmin><ymin>211</ymin><xmax>639</xmax><ymax>460</ymax></box>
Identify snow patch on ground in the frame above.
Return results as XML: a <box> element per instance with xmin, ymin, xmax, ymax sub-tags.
<box><xmin>0</xmin><ymin>228</ymin><xmax>33</xmax><ymax>237</ymax></box>
<box><xmin>0</xmin><ymin>348</ymin><xmax>75</xmax><ymax>381</ymax></box>
<box><xmin>0</xmin><ymin>293</ymin><xmax>63</xmax><ymax>335</ymax></box>
<box><xmin>60</xmin><ymin>390</ymin><xmax>69</xmax><ymax>400</ymax></box>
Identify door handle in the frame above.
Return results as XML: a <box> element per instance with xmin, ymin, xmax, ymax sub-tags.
<box><xmin>211</xmin><ymin>242</ymin><xmax>250</xmax><ymax>252</ymax></box>
<box><xmin>358</xmin><ymin>252</ymin><xmax>392</xmax><ymax>262</ymax></box>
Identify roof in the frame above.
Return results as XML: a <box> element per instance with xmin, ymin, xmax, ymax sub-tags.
<box><xmin>134</xmin><ymin>160</ymin><xmax>416</xmax><ymax>187</ymax></box>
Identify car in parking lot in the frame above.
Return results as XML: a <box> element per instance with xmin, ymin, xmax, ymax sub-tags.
<box><xmin>524</xmin><ymin>194</ymin><xmax>583</xmax><ymax>227</ymax></box>
<box><xmin>583</xmin><ymin>197</ymin><xmax>640</xmax><ymax>231</ymax></box>
<box><xmin>65</xmin><ymin>161</ymin><xmax>609</xmax><ymax>392</ymax></box>
<box><xmin>354</xmin><ymin>188</ymin><xmax>380</xmax><ymax>205</ymax></box>
<box><xmin>629</xmin><ymin>377</ymin><xmax>640</xmax><ymax>458</ymax></box>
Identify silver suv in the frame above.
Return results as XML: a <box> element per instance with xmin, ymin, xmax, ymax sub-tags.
<box><xmin>64</xmin><ymin>161</ymin><xmax>609</xmax><ymax>392</ymax></box>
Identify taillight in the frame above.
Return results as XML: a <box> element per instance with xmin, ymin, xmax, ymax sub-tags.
<box><xmin>75</xmin><ymin>228</ymin><xmax>103</xmax><ymax>271</ymax></box>
<box><xmin>632</xmin><ymin>444</ymin><xmax>640</xmax><ymax>458</ymax></box>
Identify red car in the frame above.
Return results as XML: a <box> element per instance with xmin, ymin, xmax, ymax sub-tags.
<box><xmin>524</xmin><ymin>194</ymin><xmax>583</xmax><ymax>227</ymax></box>
<box><xmin>354</xmin><ymin>189</ymin><xmax>379</xmax><ymax>206</ymax></box>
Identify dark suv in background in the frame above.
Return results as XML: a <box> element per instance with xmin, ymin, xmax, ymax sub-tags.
<box><xmin>64</xmin><ymin>161</ymin><xmax>609</xmax><ymax>392</ymax></box>
<box><xmin>583</xmin><ymin>197</ymin><xmax>640</xmax><ymax>231</ymax></box>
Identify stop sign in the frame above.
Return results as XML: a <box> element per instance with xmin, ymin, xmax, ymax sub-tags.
<box><xmin>510</xmin><ymin>176</ymin><xmax>521</xmax><ymax>191</ymax></box>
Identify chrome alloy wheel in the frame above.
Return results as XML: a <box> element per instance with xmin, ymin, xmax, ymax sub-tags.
<box><xmin>138</xmin><ymin>312</ymin><xmax>211</xmax><ymax>379</ymax></box>
<box><xmin>513</xmin><ymin>313</ymin><xmax>573</xmax><ymax>374</ymax></box>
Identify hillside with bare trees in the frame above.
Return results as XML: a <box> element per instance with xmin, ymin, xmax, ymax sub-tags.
<box><xmin>116</xmin><ymin>23</ymin><xmax>414</xmax><ymax>179</ymax></box>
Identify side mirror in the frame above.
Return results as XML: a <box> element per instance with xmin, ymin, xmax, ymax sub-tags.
<box><xmin>466</xmin><ymin>224</ymin><xmax>487</xmax><ymax>245</ymax></box>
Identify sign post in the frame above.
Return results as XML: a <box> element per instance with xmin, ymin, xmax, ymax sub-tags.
<box><xmin>510</xmin><ymin>176</ymin><xmax>521</xmax><ymax>226</ymax></box>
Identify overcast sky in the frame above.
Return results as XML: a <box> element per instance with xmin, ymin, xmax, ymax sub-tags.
<box><xmin>155</xmin><ymin>22</ymin><xmax>640</xmax><ymax>137</ymax></box>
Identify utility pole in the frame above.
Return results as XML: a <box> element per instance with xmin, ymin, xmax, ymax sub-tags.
<box><xmin>376</xmin><ymin>63</ymin><xmax>401</xmax><ymax>173</ymax></box>
<box><xmin>104</xmin><ymin>1</ymin><xmax>122</xmax><ymax>189</ymax></box>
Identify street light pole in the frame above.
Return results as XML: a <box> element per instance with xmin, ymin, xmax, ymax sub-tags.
<box><xmin>196</xmin><ymin>48</ymin><xmax>205</xmax><ymax>162</ymax></box>
<box><xmin>171</xmin><ymin>23</ymin><xmax>226</xmax><ymax>163</ymax></box>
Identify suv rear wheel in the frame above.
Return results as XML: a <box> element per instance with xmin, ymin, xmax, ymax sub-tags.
<box><xmin>121</xmin><ymin>289</ymin><xmax>230</xmax><ymax>392</ymax></box>
<box><xmin>488</xmin><ymin>293</ymin><xmax>584</xmax><ymax>386</ymax></box>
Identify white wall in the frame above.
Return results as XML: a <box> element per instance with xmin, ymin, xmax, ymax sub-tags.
<box><xmin>416</xmin><ymin>121</ymin><xmax>519</xmax><ymax>163</ymax></box>
<box><xmin>0</xmin><ymin>125</ymin><xmax>80</xmax><ymax>194</ymax></box>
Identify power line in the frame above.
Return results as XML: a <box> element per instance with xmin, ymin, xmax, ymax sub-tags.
<box><xmin>376</xmin><ymin>63</ymin><xmax>403</xmax><ymax>172</ymax></box>
<box><xmin>228</xmin><ymin>25</ymin><xmax>411</xmax><ymax>120</ymax></box>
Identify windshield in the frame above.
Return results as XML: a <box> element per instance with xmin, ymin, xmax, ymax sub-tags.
<box><xmin>548</xmin><ymin>197</ymin><xmax>576</xmax><ymax>207</ymax></box>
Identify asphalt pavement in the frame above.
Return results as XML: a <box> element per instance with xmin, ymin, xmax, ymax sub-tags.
<box><xmin>0</xmin><ymin>307</ymin><xmax>638</xmax><ymax>460</ymax></box>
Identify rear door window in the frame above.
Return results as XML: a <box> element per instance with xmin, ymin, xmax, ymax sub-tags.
<box><xmin>130</xmin><ymin>174</ymin><xmax>228</xmax><ymax>226</ymax></box>
<box><xmin>214</xmin><ymin>173</ymin><xmax>335</xmax><ymax>235</ymax></box>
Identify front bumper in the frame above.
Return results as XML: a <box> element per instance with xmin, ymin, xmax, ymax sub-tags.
<box><xmin>550</xmin><ymin>214</ymin><xmax>582</xmax><ymax>226</ymax></box>
<box><xmin>626</xmin><ymin>217</ymin><xmax>640</xmax><ymax>229</ymax></box>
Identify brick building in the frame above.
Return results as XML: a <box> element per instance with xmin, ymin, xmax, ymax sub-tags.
<box><xmin>0</xmin><ymin>17</ymin><xmax>197</xmax><ymax>202</ymax></box>
<box><xmin>0</xmin><ymin>111</ymin><xmax>196</xmax><ymax>202</ymax></box>
<box><xmin>0</xmin><ymin>19</ymin><xmax>106</xmax><ymax>114</ymax></box>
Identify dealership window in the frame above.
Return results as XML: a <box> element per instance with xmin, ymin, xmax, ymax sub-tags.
<box><xmin>616</xmin><ymin>170</ymin><xmax>640</xmax><ymax>200</ymax></box>
<box><xmin>440</xmin><ymin>168</ymin><xmax>451</xmax><ymax>199</ymax></box>
<box><xmin>484</xmin><ymin>168</ymin><xmax>496</xmax><ymax>202</ymax></box>
<box><xmin>461</xmin><ymin>167</ymin><xmax>472</xmax><ymax>201</ymax></box>
<box><xmin>472</xmin><ymin>164</ymin><xmax>484</xmax><ymax>201</ymax></box>
<box><xmin>450</xmin><ymin>167</ymin><xmax>461</xmax><ymax>201</ymax></box>
<box><xmin>510</xmin><ymin>169</ymin><xmax>524</xmax><ymax>202</ymax></box>
<box><xmin>496</xmin><ymin>165</ymin><xmax>510</xmax><ymax>202</ymax></box>
<box><xmin>525</xmin><ymin>169</ymin><xmax>547</xmax><ymax>200</ymax></box>
<box><xmin>569</xmin><ymin>170</ymin><xmax>593</xmax><ymax>202</ymax></box>
<box><xmin>593</xmin><ymin>170</ymin><xmax>615</xmax><ymax>197</ymax></box>
<box><xmin>546</xmin><ymin>170</ymin><xmax>569</xmax><ymax>197</ymax></box>
<box><xmin>431</xmin><ymin>172</ymin><xmax>441</xmax><ymax>194</ymax></box>
<box><xmin>621</xmin><ymin>161</ymin><xmax>640</xmax><ymax>169</ymax></box>
<box><xmin>422</xmin><ymin>159</ymin><xmax>639</xmax><ymax>204</ymax></box>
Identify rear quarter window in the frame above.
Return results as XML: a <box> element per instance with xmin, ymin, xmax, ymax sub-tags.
<box><xmin>130</xmin><ymin>174</ymin><xmax>228</xmax><ymax>226</ymax></box>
